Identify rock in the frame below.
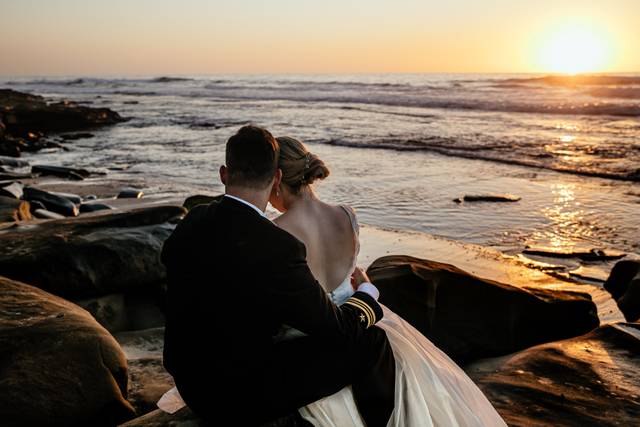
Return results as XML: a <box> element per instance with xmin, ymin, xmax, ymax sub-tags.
<box><xmin>60</xmin><ymin>132</ymin><xmax>95</xmax><ymax>140</ymax></box>
<box><xmin>47</xmin><ymin>190</ymin><xmax>83</xmax><ymax>205</ymax></box>
<box><xmin>0</xmin><ymin>196</ymin><xmax>31</xmax><ymax>223</ymax></box>
<box><xmin>0</xmin><ymin>155</ymin><xmax>29</xmax><ymax>167</ymax></box>
<box><xmin>453</xmin><ymin>193</ymin><xmax>521</xmax><ymax>203</ymax></box>
<box><xmin>0</xmin><ymin>181</ymin><xmax>23</xmax><ymax>199</ymax></box>
<box><xmin>80</xmin><ymin>202</ymin><xmax>115</xmax><ymax>213</ymax></box>
<box><xmin>84</xmin><ymin>194</ymin><xmax>98</xmax><ymax>200</ymax></box>
<box><xmin>0</xmin><ymin>205</ymin><xmax>186</xmax><ymax>298</ymax></box>
<box><xmin>0</xmin><ymin>276</ymin><xmax>135</xmax><ymax>426</ymax></box>
<box><xmin>74</xmin><ymin>289</ymin><xmax>165</xmax><ymax>334</ymax></box>
<box><xmin>0</xmin><ymin>89</ymin><xmax>125</xmax><ymax>136</ymax></box>
<box><xmin>0</xmin><ymin>170</ymin><xmax>33</xmax><ymax>180</ymax></box>
<box><xmin>523</xmin><ymin>247</ymin><xmax>627</xmax><ymax>262</ymax></box>
<box><xmin>114</xmin><ymin>328</ymin><xmax>174</xmax><ymax>415</ymax></box>
<box><xmin>183</xmin><ymin>194</ymin><xmax>223</xmax><ymax>211</ymax></box>
<box><xmin>467</xmin><ymin>322</ymin><xmax>640</xmax><ymax>426</ymax></box>
<box><xmin>22</xmin><ymin>186</ymin><xmax>79</xmax><ymax>217</ymax></box>
<box><xmin>604</xmin><ymin>260</ymin><xmax>640</xmax><ymax>322</ymax></box>
<box><xmin>367</xmin><ymin>255</ymin><xmax>599</xmax><ymax>363</ymax></box>
<box><xmin>604</xmin><ymin>260</ymin><xmax>640</xmax><ymax>300</ymax></box>
<box><xmin>32</xmin><ymin>164</ymin><xmax>91</xmax><ymax>179</ymax></box>
<box><xmin>32</xmin><ymin>208</ymin><xmax>66</xmax><ymax>220</ymax></box>
<box><xmin>27</xmin><ymin>199</ymin><xmax>46</xmax><ymax>212</ymax></box>
<box><xmin>118</xmin><ymin>187</ymin><xmax>144</xmax><ymax>199</ymax></box>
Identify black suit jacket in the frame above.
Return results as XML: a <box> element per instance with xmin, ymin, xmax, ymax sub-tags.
<box><xmin>162</xmin><ymin>196</ymin><xmax>383</xmax><ymax>403</ymax></box>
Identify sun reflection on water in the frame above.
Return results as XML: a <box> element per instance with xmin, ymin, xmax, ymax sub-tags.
<box><xmin>534</xmin><ymin>182</ymin><xmax>590</xmax><ymax>250</ymax></box>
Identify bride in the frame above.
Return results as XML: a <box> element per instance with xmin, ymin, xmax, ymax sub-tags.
<box><xmin>268</xmin><ymin>136</ymin><xmax>506</xmax><ymax>427</ymax></box>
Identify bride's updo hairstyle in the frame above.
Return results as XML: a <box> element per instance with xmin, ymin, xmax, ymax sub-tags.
<box><xmin>276</xmin><ymin>136</ymin><xmax>330</xmax><ymax>193</ymax></box>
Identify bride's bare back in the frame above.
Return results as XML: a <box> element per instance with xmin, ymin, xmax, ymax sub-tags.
<box><xmin>274</xmin><ymin>199</ymin><xmax>357</xmax><ymax>292</ymax></box>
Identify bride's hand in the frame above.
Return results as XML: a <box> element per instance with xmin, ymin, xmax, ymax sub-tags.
<box><xmin>351</xmin><ymin>266</ymin><xmax>370</xmax><ymax>291</ymax></box>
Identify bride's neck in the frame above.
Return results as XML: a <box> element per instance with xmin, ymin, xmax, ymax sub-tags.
<box><xmin>287</xmin><ymin>186</ymin><xmax>318</xmax><ymax>209</ymax></box>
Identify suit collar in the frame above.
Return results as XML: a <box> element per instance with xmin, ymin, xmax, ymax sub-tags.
<box><xmin>222</xmin><ymin>194</ymin><xmax>267</xmax><ymax>218</ymax></box>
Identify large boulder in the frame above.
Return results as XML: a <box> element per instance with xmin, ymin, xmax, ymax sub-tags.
<box><xmin>0</xmin><ymin>276</ymin><xmax>135</xmax><ymax>426</ymax></box>
<box><xmin>1</xmin><ymin>89</ymin><xmax>126</xmax><ymax>136</ymax></box>
<box><xmin>0</xmin><ymin>205</ymin><xmax>185</xmax><ymax>298</ymax></box>
<box><xmin>604</xmin><ymin>260</ymin><xmax>640</xmax><ymax>321</ymax></box>
<box><xmin>466</xmin><ymin>322</ymin><xmax>640</xmax><ymax>426</ymax></box>
<box><xmin>367</xmin><ymin>255</ymin><xmax>599</xmax><ymax>363</ymax></box>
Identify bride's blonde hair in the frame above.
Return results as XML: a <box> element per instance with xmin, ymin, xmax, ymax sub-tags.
<box><xmin>276</xmin><ymin>136</ymin><xmax>330</xmax><ymax>193</ymax></box>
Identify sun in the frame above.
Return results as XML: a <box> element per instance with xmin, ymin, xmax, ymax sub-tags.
<box><xmin>533</xmin><ymin>21</ymin><xmax>613</xmax><ymax>74</ymax></box>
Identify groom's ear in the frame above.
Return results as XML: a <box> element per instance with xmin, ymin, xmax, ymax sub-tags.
<box><xmin>219</xmin><ymin>165</ymin><xmax>228</xmax><ymax>185</ymax></box>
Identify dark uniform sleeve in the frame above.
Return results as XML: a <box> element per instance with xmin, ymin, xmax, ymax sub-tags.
<box><xmin>266</xmin><ymin>237</ymin><xmax>383</xmax><ymax>342</ymax></box>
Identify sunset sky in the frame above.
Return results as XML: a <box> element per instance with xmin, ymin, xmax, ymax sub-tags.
<box><xmin>1</xmin><ymin>0</ymin><xmax>638</xmax><ymax>75</ymax></box>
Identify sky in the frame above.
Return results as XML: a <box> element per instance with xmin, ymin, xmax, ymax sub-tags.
<box><xmin>1</xmin><ymin>0</ymin><xmax>638</xmax><ymax>75</ymax></box>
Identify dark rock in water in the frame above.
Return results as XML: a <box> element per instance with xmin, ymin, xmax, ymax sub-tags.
<box><xmin>123</xmin><ymin>101</ymin><xmax>139</xmax><ymax>105</ymax></box>
<box><xmin>0</xmin><ymin>89</ymin><xmax>125</xmax><ymax>136</ymax></box>
<box><xmin>60</xmin><ymin>132</ymin><xmax>95</xmax><ymax>140</ymax></box>
<box><xmin>33</xmin><ymin>208</ymin><xmax>66</xmax><ymax>220</ymax></box>
<box><xmin>0</xmin><ymin>181</ymin><xmax>23</xmax><ymax>199</ymax></box>
<box><xmin>0</xmin><ymin>155</ymin><xmax>29</xmax><ymax>167</ymax></box>
<box><xmin>604</xmin><ymin>260</ymin><xmax>640</xmax><ymax>300</ymax></box>
<box><xmin>453</xmin><ymin>193</ymin><xmax>521</xmax><ymax>203</ymax></box>
<box><xmin>619</xmin><ymin>278</ymin><xmax>640</xmax><ymax>322</ymax></box>
<box><xmin>467</xmin><ymin>322</ymin><xmax>640</xmax><ymax>426</ymax></box>
<box><xmin>44</xmin><ymin>190</ymin><xmax>83</xmax><ymax>205</ymax></box>
<box><xmin>118</xmin><ymin>187</ymin><xmax>144</xmax><ymax>199</ymax></box>
<box><xmin>183</xmin><ymin>194</ymin><xmax>223</xmax><ymax>211</ymax></box>
<box><xmin>80</xmin><ymin>202</ymin><xmax>114</xmax><ymax>213</ymax></box>
<box><xmin>22</xmin><ymin>186</ymin><xmax>79</xmax><ymax>217</ymax></box>
<box><xmin>0</xmin><ymin>276</ymin><xmax>135</xmax><ymax>427</ymax></box>
<box><xmin>84</xmin><ymin>194</ymin><xmax>98</xmax><ymax>200</ymax></box>
<box><xmin>523</xmin><ymin>247</ymin><xmax>626</xmax><ymax>262</ymax></box>
<box><xmin>604</xmin><ymin>260</ymin><xmax>640</xmax><ymax>322</ymax></box>
<box><xmin>0</xmin><ymin>196</ymin><xmax>31</xmax><ymax>223</ymax></box>
<box><xmin>367</xmin><ymin>255</ymin><xmax>599</xmax><ymax>363</ymax></box>
<box><xmin>32</xmin><ymin>164</ymin><xmax>91</xmax><ymax>179</ymax></box>
<box><xmin>27</xmin><ymin>199</ymin><xmax>46</xmax><ymax>211</ymax></box>
<box><xmin>0</xmin><ymin>205</ymin><xmax>186</xmax><ymax>298</ymax></box>
<box><xmin>0</xmin><ymin>170</ymin><xmax>33</xmax><ymax>180</ymax></box>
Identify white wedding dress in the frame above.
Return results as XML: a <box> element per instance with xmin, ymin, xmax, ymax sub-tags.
<box><xmin>158</xmin><ymin>206</ymin><xmax>506</xmax><ymax>426</ymax></box>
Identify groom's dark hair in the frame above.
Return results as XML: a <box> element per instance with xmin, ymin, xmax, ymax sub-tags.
<box><xmin>225</xmin><ymin>125</ymin><xmax>279</xmax><ymax>189</ymax></box>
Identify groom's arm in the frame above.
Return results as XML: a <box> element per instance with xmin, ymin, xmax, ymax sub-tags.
<box><xmin>266</xmin><ymin>237</ymin><xmax>383</xmax><ymax>342</ymax></box>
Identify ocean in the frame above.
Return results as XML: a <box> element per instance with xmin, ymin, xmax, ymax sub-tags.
<box><xmin>3</xmin><ymin>73</ymin><xmax>639</xmax><ymax>266</ymax></box>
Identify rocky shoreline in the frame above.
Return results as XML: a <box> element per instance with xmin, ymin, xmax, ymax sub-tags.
<box><xmin>0</xmin><ymin>90</ymin><xmax>638</xmax><ymax>426</ymax></box>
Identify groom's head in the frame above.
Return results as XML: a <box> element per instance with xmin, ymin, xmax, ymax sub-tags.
<box><xmin>221</xmin><ymin>125</ymin><xmax>280</xmax><ymax>190</ymax></box>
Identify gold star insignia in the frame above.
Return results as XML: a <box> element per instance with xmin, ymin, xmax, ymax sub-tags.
<box><xmin>359</xmin><ymin>313</ymin><xmax>366</xmax><ymax>322</ymax></box>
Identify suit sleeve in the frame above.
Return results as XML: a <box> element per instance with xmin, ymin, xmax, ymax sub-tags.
<box><xmin>265</xmin><ymin>238</ymin><xmax>383</xmax><ymax>342</ymax></box>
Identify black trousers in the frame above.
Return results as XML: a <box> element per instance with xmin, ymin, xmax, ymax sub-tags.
<box><xmin>182</xmin><ymin>326</ymin><xmax>396</xmax><ymax>427</ymax></box>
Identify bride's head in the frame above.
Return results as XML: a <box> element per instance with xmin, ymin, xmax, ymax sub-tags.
<box><xmin>269</xmin><ymin>136</ymin><xmax>330</xmax><ymax>212</ymax></box>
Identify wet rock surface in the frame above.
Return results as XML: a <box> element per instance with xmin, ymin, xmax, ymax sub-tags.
<box><xmin>368</xmin><ymin>255</ymin><xmax>599</xmax><ymax>363</ymax></box>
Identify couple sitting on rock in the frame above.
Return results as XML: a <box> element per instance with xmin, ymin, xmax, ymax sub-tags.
<box><xmin>159</xmin><ymin>125</ymin><xmax>506</xmax><ymax>426</ymax></box>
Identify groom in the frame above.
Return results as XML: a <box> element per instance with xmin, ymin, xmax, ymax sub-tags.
<box><xmin>162</xmin><ymin>125</ymin><xmax>396</xmax><ymax>426</ymax></box>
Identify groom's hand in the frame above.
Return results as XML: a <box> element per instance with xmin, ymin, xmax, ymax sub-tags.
<box><xmin>351</xmin><ymin>267</ymin><xmax>371</xmax><ymax>290</ymax></box>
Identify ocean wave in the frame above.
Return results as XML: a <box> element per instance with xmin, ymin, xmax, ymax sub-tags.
<box><xmin>588</xmin><ymin>87</ymin><xmax>640</xmax><ymax>99</ymax></box>
<box><xmin>495</xmin><ymin>75</ymin><xmax>640</xmax><ymax>87</ymax></box>
<box><xmin>149</xmin><ymin>76</ymin><xmax>194</xmax><ymax>83</ymax></box>
<box><xmin>321</xmin><ymin>136</ymin><xmax>640</xmax><ymax>182</ymax></box>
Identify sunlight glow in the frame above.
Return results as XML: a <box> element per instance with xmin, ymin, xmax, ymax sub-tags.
<box><xmin>534</xmin><ymin>21</ymin><xmax>613</xmax><ymax>74</ymax></box>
